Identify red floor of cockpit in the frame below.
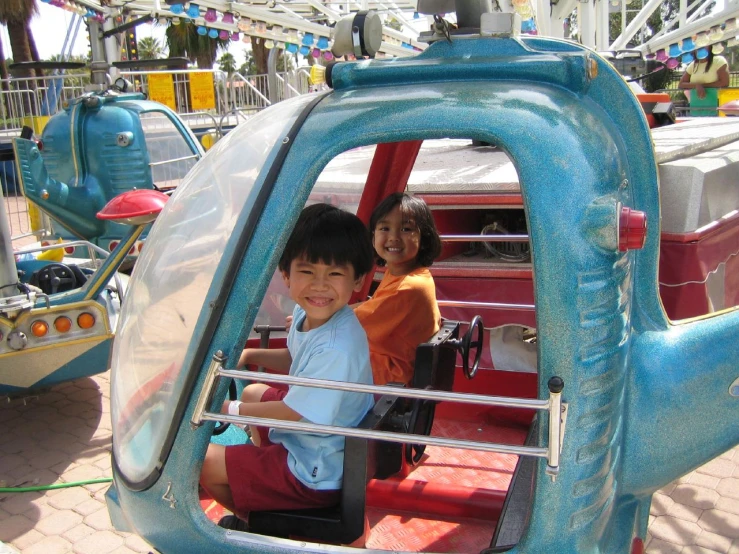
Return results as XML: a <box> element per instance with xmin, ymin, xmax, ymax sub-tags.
<box><xmin>201</xmin><ymin>417</ymin><xmax>528</xmax><ymax>552</ymax></box>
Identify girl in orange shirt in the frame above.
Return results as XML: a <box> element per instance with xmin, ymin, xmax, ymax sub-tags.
<box><xmin>354</xmin><ymin>193</ymin><xmax>442</xmax><ymax>386</ymax></box>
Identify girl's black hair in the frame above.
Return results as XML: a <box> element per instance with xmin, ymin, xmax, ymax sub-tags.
<box><xmin>279</xmin><ymin>203</ymin><xmax>373</xmax><ymax>278</ymax></box>
<box><xmin>706</xmin><ymin>47</ymin><xmax>715</xmax><ymax>72</ymax></box>
<box><xmin>369</xmin><ymin>193</ymin><xmax>442</xmax><ymax>268</ymax></box>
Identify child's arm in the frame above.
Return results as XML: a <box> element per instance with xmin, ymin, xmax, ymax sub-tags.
<box><xmin>224</xmin><ymin>399</ymin><xmax>302</xmax><ymax>422</ymax></box>
<box><xmin>238</xmin><ymin>348</ymin><xmax>292</xmax><ymax>373</ymax></box>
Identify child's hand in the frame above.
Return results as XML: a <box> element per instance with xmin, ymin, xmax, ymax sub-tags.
<box><xmin>285</xmin><ymin>315</ymin><xmax>293</xmax><ymax>330</ymax></box>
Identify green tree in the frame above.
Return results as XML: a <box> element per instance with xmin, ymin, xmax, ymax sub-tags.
<box><xmin>386</xmin><ymin>17</ymin><xmax>403</xmax><ymax>32</ymax></box>
<box><xmin>608</xmin><ymin>0</ymin><xmax>714</xmax><ymax>48</ymax></box>
<box><xmin>723</xmin><ymin>44</ymin><xmax>739</xmax><ymax>72</ymax></box>
<box><xmin>218</xmin><ymin>51</ymin><xmax>237</xmax><ymax>75</ymax></box>
<box><xmin>138</xmin><ymin>36</ymin><xmax>164</xmax><ymax>60</ymax></box>
<box><xmin>239</xmin><ymin>46</ymin><xmax>295</xmax><ymax>75</ymax></box>
<box><xmin>165</xmin><ymin>22</ymin><xmax>229</xmax><ymax>69</ymax></box>
<box><xmin>0</xmin><ymin>0</ymin><xmax>39</xmax><ymax>80</ymax></box>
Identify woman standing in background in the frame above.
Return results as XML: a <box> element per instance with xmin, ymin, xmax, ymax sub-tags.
<box><xmin>678</xmin><ymin>46</ymin><xmax>730</xmax><ymax>115</ymax></box>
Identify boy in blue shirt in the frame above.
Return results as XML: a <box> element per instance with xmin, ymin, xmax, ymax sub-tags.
<box><xmin>200</xmin><ymin>203</ymin><xmax>375</xmax><ymax>528</ymax></box>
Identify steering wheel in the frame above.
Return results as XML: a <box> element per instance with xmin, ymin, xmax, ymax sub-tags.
<box><xmin>461</xmin><ymin>315</ymin><xmax>484</xmax><ymax>379</ymax></box>
<box><xmin>30</xmin><ymin>263</ymin><xmax>80</xmax><ymax>295</ymax></box>
<box><xmin>212</xmin><ymin>380</ymin><xmax>238</xmax><ymax>436</ymax></box>
<box><xmin>404</xmin><ymin>389</ymin><xmax>436</xmax><ymax>465</ymax></box>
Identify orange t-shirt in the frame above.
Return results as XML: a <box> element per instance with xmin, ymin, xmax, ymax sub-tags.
<box><xmin>354</xmin><ymin>268</ymin><xmax>441</xmax><ymax>386</ymax></box>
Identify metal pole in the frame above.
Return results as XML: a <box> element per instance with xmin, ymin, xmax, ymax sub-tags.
<box><xmin>545</xmin><ymin>376</ymin><xmax>564</xmax><ymax>480</ymax></box>
<box><xmin>0</xmin><ymin>186</ymin><xmax>20</xmax><ymax>299</ymax></box>
<box><xmin>267</xmin><ymin>47</ymin><xmax>280</xmax><ymax>104</ymax></box>
<box><xmin>87</xmin><ymin>20</ymin><xmax>109</xmax><ymax>88</ymax></box>
<box><xmin>610</xmin><ymin>0</ymin><xmax>666</xmax><ymax>50</ymax></box>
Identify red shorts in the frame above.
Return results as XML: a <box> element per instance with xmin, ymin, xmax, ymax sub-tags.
<box><xmin>251</xmin><ymin>386</ymin><xmax>287</xmax><ymax>446</ymax></box>
<box><xmin>224</xmin><ymin>386</ymin><xmax>340</xmax><ymax>516</ymax></box>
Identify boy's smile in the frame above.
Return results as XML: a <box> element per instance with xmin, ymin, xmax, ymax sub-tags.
<box><xmin>373</xmin><ymin>205</ymin><xmax>421</xmax><ymax>275</ymax></box>
<box><xmin>283</xmin><ymin>257</ymin><xmax>364</xmax><ymax>330</ymax></box>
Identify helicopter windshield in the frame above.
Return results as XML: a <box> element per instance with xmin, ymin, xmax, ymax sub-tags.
<box><xmin>110</xmin><ymin>94</ymin><xmax>317</xmax><ymax>485</ymax></box>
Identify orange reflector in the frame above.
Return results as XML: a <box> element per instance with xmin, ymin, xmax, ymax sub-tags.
<box><xmin>137</xmin><ymin>242</ymin><xmax>144</xmax><ymax>253</ymax></box>
<box><xmin>64</xmin><ymin>246</ymin><xmax>76</xmax><ymax>255</ymax></box>
<box><xmin>31</xmin><ymin>320</ymin><xmax>49</xmax><ymax>337</ymax></box>
<box><xmin>109</xmin><ymin>241</ymin><xmax>119</xmax><ymax>251</ymax></box>
<box><xmin>129</xmin><ymin>246</ymin><xmax>136</xmax><ymax>255</ymax></box>
<box><xmin>77</xmin><ymin>313</ymin><xmax>95</xmax><ymax>329</ymax></box>
<box><xmin>54</xmin><ymin>316</ymin><xmax>72</xmax><ymax>333</ymax></box>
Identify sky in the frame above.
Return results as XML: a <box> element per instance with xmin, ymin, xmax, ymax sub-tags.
<box><xmin>0</xmin><ymin>2</ymin><xmax>251</xmax><ymax>67</ymax></box>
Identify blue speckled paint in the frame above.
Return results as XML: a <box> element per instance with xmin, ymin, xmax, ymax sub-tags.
<box><xmin>106</xmin><ymin>36</ymin><xmax>739</xmax><ymax>553</ymax></box>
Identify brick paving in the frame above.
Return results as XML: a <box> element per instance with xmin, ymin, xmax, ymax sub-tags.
<box><xmin>1</xmin><ymin>371</ymin><xmax>738</xmax><ymax>553</ymax></box>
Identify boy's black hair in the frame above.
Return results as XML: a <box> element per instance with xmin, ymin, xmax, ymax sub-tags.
<box><xmin>369</xmin><ymin>193</ymin><xmax>442</xmax><ymax>268</ymax></box>
<box><xmin>279</xmin><ymin>203</ymin><xmax>373</xmax><ymax>278</ymax></box>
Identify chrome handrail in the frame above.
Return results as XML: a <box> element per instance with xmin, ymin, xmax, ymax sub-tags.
<box><xmin>440</xmin><ymin>234</ymin><xmax>530</xmax><ymax>242</ymax></box>
<box><xmin>191</xmin><ymin>354</ymin><xmax>567</xmax><ymax>480</ymax></box>
<box><xmin>221</xmin><ymin>368</ymin><xmax>550</xmax><ymax>410</ymax></box>
<box><xmin>202</xmin><ymin>412</ymin><xmax>550</xmax><ymax>459</ymax></box>
<box><xmin>437</xmin><ymin>300</ymin><xmax>535</xmax><ymax>311</ymax></box>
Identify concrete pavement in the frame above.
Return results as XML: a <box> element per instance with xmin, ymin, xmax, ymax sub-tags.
<box><xmin>1</xmin><ymin>371</ymin><xmax>738</xmax><ymax>553</ymax></box>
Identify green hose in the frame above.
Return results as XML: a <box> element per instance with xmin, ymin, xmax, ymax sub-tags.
<box><xmin>0</xmin><ymin>477</ymin><xmax>112</xmax><ymax>493</ymax></box>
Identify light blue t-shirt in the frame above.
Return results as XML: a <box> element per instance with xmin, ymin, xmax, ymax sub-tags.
<box><xmin>269</xmin><ymin>304</ymin><xmax>374</xmax><ymax>490</ymax></box>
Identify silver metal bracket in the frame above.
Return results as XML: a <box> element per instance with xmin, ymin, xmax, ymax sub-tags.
<box><xmin>190</xmin><ymin>350</ymin><xmax>227</xmax><ymax>430</ymax></box>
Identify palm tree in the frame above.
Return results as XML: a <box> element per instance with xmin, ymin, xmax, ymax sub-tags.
<box><xmin>0</xmin><ymin>39</ymin><xmax>9</xmax><ymax>86</ymax></box>
<box><xmin>218</xmin><ymin>52</ymin><xmax>237</xmax><ymax>75</ymax></box>
<box><xmin>165</xmin><ymin>22</ymin><xmax>229</xmax><ymax>69</ymax></box>
<box><xmin>0</xmin><ymin>0</ymin><xmax>40</xmax><ymax>117</ymax></box>
<box><xmin>138</xmin><ymin>37</ymin><xmax>164</xmax><ymax>60</ymax></box>
<box><xmin>0</xmin><ymin>0</ymin><xmax>39</xmax><ymax>80</ymax></box>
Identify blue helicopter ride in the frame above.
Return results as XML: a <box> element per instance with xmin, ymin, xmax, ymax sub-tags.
<box><xmin>0</xmin><ymin>175</ymin><xmax>168</xmax><ymax>397</ymax></box>
<box><xmin>19</xmin><ymin>69</ymin><xmax>204</xmax><ymax>261</ymax></box>
<box><xmin>0</xmin><ymin>53</ymin><xmax>204</xmax><ymax>396</ymax></box>
<box><xmin>101</xmin><ymin>5</ymin><xmax>739</xmax><ymax>554</ymax></box>
<box><xmin>7</xmin><ymin>56</ymin><xmax>204</xmax><ymax>260</ymax></box>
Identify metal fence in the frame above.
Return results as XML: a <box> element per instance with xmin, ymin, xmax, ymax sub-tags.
<box><xmin>0</xmin><ymin>149</ymin><xmax>45</xmax><ymax>250</ymax></box>
<box><xmin>0</xmin><ymin>66</ymin><xmax>316</xmax><ymax>241</ymax></box>
<box><xmin>663</xmin><ymin>70</ymin><xmax>739</xmax><ymax>90</ymax></box>
<box><xmin>0</xmin><ymin>73</ymin><xmax>89</xmax><ymax>138</ymax></box>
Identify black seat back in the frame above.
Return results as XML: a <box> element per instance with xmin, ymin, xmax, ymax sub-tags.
<box><xmin>412</xmin><ymin>319</ymin><xmax>460</xmax><ymax>391</ymax></box>
<box><xmin>247</xmin><ymin>394</ymin><xmax>403</xmax><ymax>544</ymax></box>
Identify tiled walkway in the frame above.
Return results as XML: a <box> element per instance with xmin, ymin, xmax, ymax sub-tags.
<box><xmin>1</xmin><ymin>371</ymin><xmax>737</xmax><ymax>553</ymax></box>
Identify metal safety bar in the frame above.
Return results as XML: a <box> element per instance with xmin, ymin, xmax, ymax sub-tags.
<box><xmin>191</xmin><ymin>352</ymin><xmax>567</xmax><ymax>479</ymax></box>
<box><xmin>202</xmin><ymin>412</ymin><xmax>550</xmax><ymax>459</ymax></box>
<box><xmin>437</xmin><ymin>299</ymin><xmax>536</xmax><ymax>311</ymax></box>
<box><xmin>15</xmin><ymin>239</ymin><xmax>110</xmax><ymax>260</ymax></box>
<box><xmin>149</xmin><ymin>154</ymin><xmax>199</xmax><ymax>167</ymax></box>
<box><xmin>440</xmin><ymin>234</ymin><xmax>530</xmax><ymax>242</ymax></box>
<box><xmin>221</xmin><ymin>368</ymin><xmax>550</xmax><ymax>409</ymax></box>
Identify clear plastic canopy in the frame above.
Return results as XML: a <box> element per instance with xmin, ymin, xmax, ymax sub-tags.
<box><xmin>111</xmin><ymin>94</ymin><xmax>316</xmax><ymax>484</ymax></box>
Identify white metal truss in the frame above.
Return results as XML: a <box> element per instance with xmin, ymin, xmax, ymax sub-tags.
<box><xmin>50</xmin><ymin>0</ymin><xmax>739</xmax><ymax>61</ymax></box>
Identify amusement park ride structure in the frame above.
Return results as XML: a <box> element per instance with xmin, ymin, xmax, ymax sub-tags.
<box><xmin>0</xmin><ymin>0</ymin><xmax>737</xmax><ymax>551</ymax></box>
<box><xmin>37</xmin><ymin>0</ymin><xmax>739</xmax><ymax>73</ymax></box>
<box><xmin>85</xmin><ymin>6</ymin><xmax>737</xmax><ymax>554</ymax></box>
